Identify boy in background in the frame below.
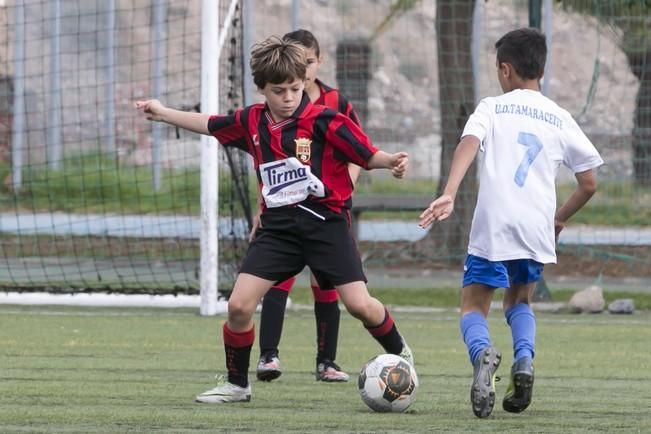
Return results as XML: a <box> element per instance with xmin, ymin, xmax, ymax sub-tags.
<box><xmin>419</xmin><ymin>27</ymin><xmax>602</xmax><ymax>418</ymax></box>
<box><xmin>137</xmin><ymin>35</ymin><xmax>413</xmax><ymax>404</ymax></box>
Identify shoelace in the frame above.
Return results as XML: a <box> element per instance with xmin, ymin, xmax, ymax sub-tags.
<box><xmin>213</xmin><ymin>374</ymin><xmax>227</xmax><ymax>384</ymax></box>
<box><xmin>322</xmin><ymin>361</ymin><xmax>343</xmax><ymax>371</ymax></box>
<box><xmin>260</xmin><ymin>353</ymin><xmax>278</xmax><ymax>364</ymax></box>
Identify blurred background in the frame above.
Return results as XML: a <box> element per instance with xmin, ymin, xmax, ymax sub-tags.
<box><xmin>0</xmin><ymin>0</ymin><xmax>649</xmax><ymax>297</ymax></box>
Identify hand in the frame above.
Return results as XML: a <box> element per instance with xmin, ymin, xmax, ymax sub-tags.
<box><xmin>135</xmin><ymin>99</ymin><xmax>167</xmax><ymax>122</ymax></box>
<box><xmin>418</xmin><ymin>194</ymin><xmax>454</xmax><ymax>228</ymax></box>
<box><xmin>248</xmin><ymin>212</ymin><xmax>262</xmax><ymax>242</ymax></box>
<box><xmin>390</xmin><ymin>152</ymin><xmax>409</xmax><ymax>179</ymax></box>
<box><xmin>554</xmin><ymin>218</ymin><xmax>565</xmax><ymax>242</ymax></box>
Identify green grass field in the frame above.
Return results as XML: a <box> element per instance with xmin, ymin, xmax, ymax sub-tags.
<box><xmin>1</xmin><ymin>305</ymin><xmax>650</xmax><ymax>433</ymax></box>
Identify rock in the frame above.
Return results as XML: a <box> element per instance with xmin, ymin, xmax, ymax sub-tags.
<box><xmin>568</xmin><ymin>285</ymin><xmax>605</xmax><ymax>313</ymax></box>
<box><xmin>608</xmin><ymin>298</ymin><xmax>635</xmax><ymax>315</ymax></box>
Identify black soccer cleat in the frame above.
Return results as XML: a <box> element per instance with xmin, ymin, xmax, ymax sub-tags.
<box><xmin>503</xmin><ymin>357</ymin><xmax>534</xmax><ymax>413</ymax></box>
<box><xmin>470</xmin><ymin>346</ymin><xmax>501</xmax><ymax>418</ymax></box>
<box><xmin>256</xmin><ymin>353</ymin><xmax>282</xmax><ymax>382</ymax></box>
<box><xmin>316</xmin><ymin>359</ymin><xmax>349</xmax><ymax>382</ymax></box>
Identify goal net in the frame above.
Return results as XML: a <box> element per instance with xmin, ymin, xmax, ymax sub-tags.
<box><xmin>0</xmin><ymin>0</ymin><xmax>250</xmax><ymax>294</ymax></box>
<box><xmin>1</xmin><ymin>0</ymin><xmax>649</xmax><ymax>297</ymax></box>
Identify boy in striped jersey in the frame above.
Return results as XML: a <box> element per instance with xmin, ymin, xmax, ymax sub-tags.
<box><xmin>136</xmin><ymin>35</ymin><xmax>413</xmax><ymax>404</ymax></box>
<box><xmin>254</xmin><ymin>29</ymin><xmax>364</xmax><ymax>384</ymax></box>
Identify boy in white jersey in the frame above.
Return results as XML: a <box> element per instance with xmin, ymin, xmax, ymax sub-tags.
<box><xmin>419</xmin><ymin>28</ymin><xmax>603</xmax><ymax>418</ymax></box>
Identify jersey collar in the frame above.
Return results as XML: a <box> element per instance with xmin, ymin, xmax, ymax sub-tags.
<box><xmin>315</xmin><ymin>78</ymin><xmax>333</xmax><ymax>94</ymax></box>
<box><xmin>263</xmin><ymin>93</ymin><xmax>312</xmax><ymax>130</ymax></box>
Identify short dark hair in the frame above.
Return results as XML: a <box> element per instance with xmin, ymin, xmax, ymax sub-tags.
<box><xmin>283</xmin><ymin>28</ymin><xmax>320</xmax><ymax>58</ymax></box>
<box><xmin>495</xmin><ymin>27</ymin><xmax>546</xmax><ymax>80</ymax></box>
<box><xmin>250</xmin><ymin>36</ymin><xmax>306</xmax><ymax>88</ymax></box>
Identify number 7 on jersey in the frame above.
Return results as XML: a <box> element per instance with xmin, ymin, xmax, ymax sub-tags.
<box><xmin>514</xmin><ymin>132</ymin><xmax>543</xmax><ymax>187</ymax></box>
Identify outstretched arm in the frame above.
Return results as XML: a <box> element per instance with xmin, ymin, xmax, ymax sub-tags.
<box><xmin>554</xmin><ymin>169</ymin><xmax>597</xmax><ymax>240</ymax></box>
<box><xmin>419</xmin><ymin>135</ymin><xmax>480</xmax><ymax>228</ymax></box>
<box><xmin>367</xmin><ymin>151</ymin><xmax>409</xmax><ymax>178</ymax></box>
<box><xmin>135</xmin><ymin>99</ymin><xmax>211</xmax><ymax>135</ymax></box>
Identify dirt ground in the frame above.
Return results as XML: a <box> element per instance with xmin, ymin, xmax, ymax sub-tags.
<box><xmin>545</xmin><ymin>246</ymin><xmax>649</xmax><ymax>279</ymax></box>
<box><xmin>361</xmin><ymin>242</ymin><xmax>651</xmax><ymax>280</ymax></box>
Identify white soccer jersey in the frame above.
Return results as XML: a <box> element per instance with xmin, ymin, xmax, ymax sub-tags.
<box><xmin>462</xmin><ymin>89</ymin><xmax>603</xmax><ymax>264</ymax></box>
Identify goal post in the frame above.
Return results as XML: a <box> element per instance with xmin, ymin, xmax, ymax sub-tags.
<box><xmin>199</xmin><ymin>0</ymin><xmax>219</xmax><ymax>316</ymax></box>
<box><xmin>200</xmin><ymin>0</ymin><xmax>247</xmax><ymax>316</ymax></box>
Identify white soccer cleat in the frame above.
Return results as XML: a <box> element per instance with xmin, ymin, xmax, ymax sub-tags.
<box><xmin>195</xmin><ymin>376</ymin><xmax>251</xmax><ymax>403</ymax></box>
<box><xmin>399</xmin><ymin>338</ymin><xmax>415</xmax><ymax>367</ymax></box>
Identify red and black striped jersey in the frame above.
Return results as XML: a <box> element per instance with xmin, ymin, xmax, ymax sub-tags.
<box><xmin>207</xmin><ymin>93</ymin><xmax>378</xmax><ymax>213</ymax></box>
<box><xmin>314</xmin><ymin>78</ymin><xmax>361</xmax><ymax>127</ymax></box>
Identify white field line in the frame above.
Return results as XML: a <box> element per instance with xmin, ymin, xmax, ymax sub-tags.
<box><xmin>0</xmin><ymin>292</ymin><xmax>289</xmax><ymax>312</ymax></box>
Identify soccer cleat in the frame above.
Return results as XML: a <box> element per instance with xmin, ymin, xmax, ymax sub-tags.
<box><xmin>316</xmin><ymin>359</ymin><xmax>350</xmax><ymax>382</ymax></box>
<box><xmin>256</xmin><ymin>354</ymin><xmax>282</xmax><ymax>382</ymax></box>
<box><xmin>195</xmin><ymin>376</ymin><xmax>251</xmax><ymax>403</ymax></box>
<box><xmin>470</xmin><ymin>346</ymin><xmax>502</xmax><ymax>418</ymax></box>
<box><xmin>399</xmin><ymin>338</ymin><xmax>415</xmax><ymax>367</ymax></box>
<box><xmin>503</xmin><ymin>357</ymin><xmax>534</xmax><ymax>413</ymax></box>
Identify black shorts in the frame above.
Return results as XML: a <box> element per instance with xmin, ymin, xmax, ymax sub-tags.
<box><xmin>239</xmin><ymin>203</ymin><xmax>366</xmax><ymax>287</ymax></box>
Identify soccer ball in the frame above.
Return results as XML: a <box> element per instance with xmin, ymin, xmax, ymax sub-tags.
<box><xmin>358</xmin><ymin>353</ymin><xmax>419</xmax><ymax>412</ymax></box>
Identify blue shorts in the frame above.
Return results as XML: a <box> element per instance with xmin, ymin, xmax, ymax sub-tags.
<box><xmin>462</xmin><ymin>254</ymin><xmax>544</xmax><ymax>289</ymax></box>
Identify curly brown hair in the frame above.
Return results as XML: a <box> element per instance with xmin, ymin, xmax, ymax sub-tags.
<box><xmin>250</xmin><ymin>36</ymin><xmax>307</xmax><ymax>89</ymax></box>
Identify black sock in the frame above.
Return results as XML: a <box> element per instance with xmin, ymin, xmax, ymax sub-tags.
<box><xmin>365</xmin><ymin>309</ymin><xmax>404</xmax><ymax>355</ymax></box>
<box><xmin>259</xmin><ymin>287</ymin><xmax>288</xmax><ymax>357</ymax></box>
<box><xmin>225</xmin><ymin>344</ymin><xmax>252</xmax><ymax>387</ymax></box>
<box><xmin>223</xmin><ymin>324</ymin><xmax>254</xmax><ymax>388</ymax></box>
<box><xmin>314</xmin><ymin>300</ymin><xmax>340</xmax><ymax>363</ymax></box>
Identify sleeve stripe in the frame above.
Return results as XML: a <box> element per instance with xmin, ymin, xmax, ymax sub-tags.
<box><xmin>334</xmin><ymin>123</ymin><xmax>374</xmax><ymax>165</ymax></box>
<box><xmin>208</xmin><ymin>114</ymin><xmax>235</xmax><ymax>133</ymax></box>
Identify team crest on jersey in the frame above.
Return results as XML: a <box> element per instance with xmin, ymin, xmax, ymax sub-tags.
<box><xmin>295</xmin><ymin>137</ymin><xmax>312</xmax><ymax>162</ymax></box>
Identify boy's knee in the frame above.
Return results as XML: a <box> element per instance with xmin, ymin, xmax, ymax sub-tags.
<box><xmin>228</xmin><ymin>298</ymin><xmax>254</xmax><ymax>323</ymax></box>
<box><xmin>343</xmin><ymin>298</ymin><xmax>373</xmax><ymax>320</ymax></box>
<box><xmin>343</xmin><ymin>301</ymin><xmax>365</xmax><ymax>319</ymax></box>
<box><xmin>503</xmin><ymin>284</ymin><xmax>534</xmax><ymax>311</ymax></box>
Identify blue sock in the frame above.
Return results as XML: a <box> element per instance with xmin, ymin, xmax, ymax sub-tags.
<box><xmin>505</xmin><ymin>303</ymin><xmax>536</xmax><ymax>361</ymax></box>
<box><xmin>460</xmin><ymin>312</ymin><xmax>491</xmax><ymax>364</ymax></box>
